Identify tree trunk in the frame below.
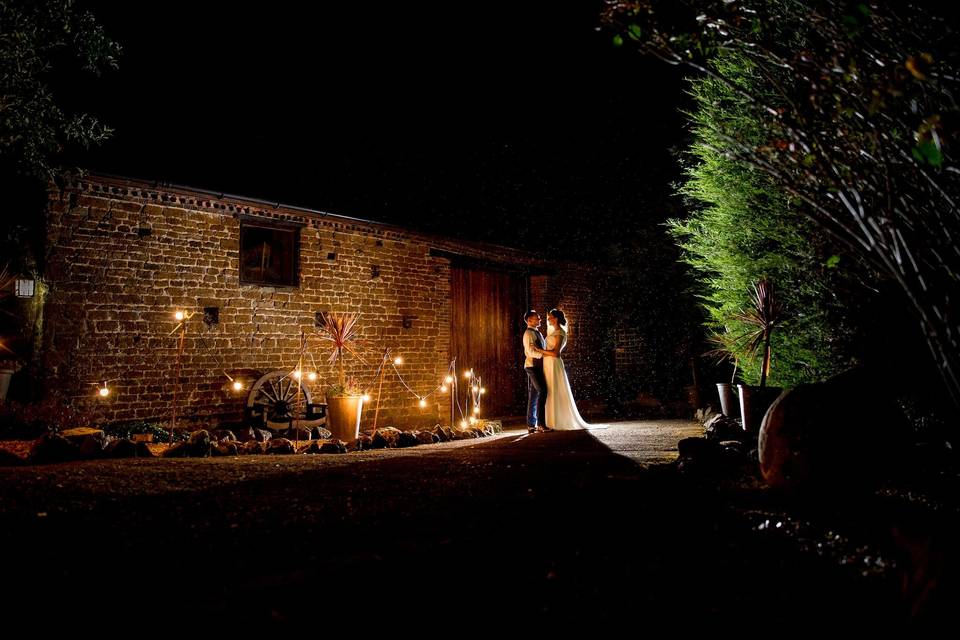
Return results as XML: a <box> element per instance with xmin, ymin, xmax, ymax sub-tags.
<box><xmin>759</xmin><ymin>329</ymin><xmax>772</xmax><ymax>388</ymax></box>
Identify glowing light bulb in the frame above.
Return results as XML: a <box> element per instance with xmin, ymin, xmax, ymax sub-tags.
<box><xmin>174</xmin><ymin>310</ymin><xmax>184</xmax><ymax>321</ymax></box>
<box><xmin>232</xmin><ymin>381</ymin><xmax>243</xmax><ymax>392</ymax></box>
<box><xmin>473</xmin><ymin>406</ymin><xmax>480</xmax><ymax>414</ymax></box>
<box><xmin>98</xmin><ymin>386</ymin><xmax>110</xmax><ymax>397</ymax></box>
<box><xmin>440</xmin><ymin>385</ymin><xmax>447</xmax><ymax>393</ymax></box>
<box><xmin>292</xmin><ymin>369</ymin><xmax>302</xmax><ymax>379</ymax></box>
<box><xmin>394</xmin><ymin>356</ymin><xmax>403</xmax><ymax>366</ymax></box>
<box><xmin>480</xmin><ymin>387</ymin><xmax>487</xmax><ymax>394</ymax></box>
<box><xmin>464</xmin><ymin>371</ymin><xmax>472</xmax><ymax>378</ymax></box>
<box><xmin>445</xmin><ymin>375</ymin><xmax>453</xmax><ymax>384</ymax></box>
<box><xmin>362</xmin><ymin>394</ymin><xmax>371</xmax><ymax>403</ymax></box>
<box><xmin>307</xmin><ymin>371</ymin><xmax>317</xmax><ymax>381</ymax></box>
<box><xmin>460</xmin><ymin>420</ymin><xmax>467</xmax><ymax>428</ymax></box>
<box><xmin>419</xmin><ymin>398</ymin><xmax>427</xmax><ymax>408</ymax></box>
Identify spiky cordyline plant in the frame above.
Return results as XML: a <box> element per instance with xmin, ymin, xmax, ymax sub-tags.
<box><xmin>316</xmin><ymin>311</ymin><xmax>364</xmax><ymax>391</ymax></box>
<box><xmin>730</xmin><ymin>278</ymin><xmax>782</xmax><ymax>388</ymax></box>
<box><xmin>707</xmin><ymin>278</ymin><xmax>783</xmax><ymax>387</ymax></box>
<box><xmin>704</xmin><ymin>329</ymin><xmax>740</xmax><ymax>385</ymax></box>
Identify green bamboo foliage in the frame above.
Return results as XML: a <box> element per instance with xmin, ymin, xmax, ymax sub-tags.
<box><xmin>669</xmin><ymin>51</ymin><xmax>857</xmax><ymax>387</ymax></box>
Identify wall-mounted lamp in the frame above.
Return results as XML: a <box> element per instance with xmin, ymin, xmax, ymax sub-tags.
<box><xmin>14</xmin><ymin>277</ymin><xmax>35</xmax><ymax>298</ymax></box>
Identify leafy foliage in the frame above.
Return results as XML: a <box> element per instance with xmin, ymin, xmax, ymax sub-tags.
<box><xmin>315</xmin><ymin>311</ymin><xmax>365</xmax><ymax>389</ymax></box>
<box><xmin>324</xmin><ymin>376</ymin><xmax>365</xmax><ymax>399</ymax></box>
<box><xmin>728</xmin><ymin>279</ymin><xmax>782</xmax><ymax>387</ymax></box>
<box><xmin>607</xmin><ymin>1</ymin><xmax>960</xmax><ymax>404</ymax></box>
<box><xmin>102</xmin><ymin>420</ymin><xmax>187</xmax><ymax>443</ymax></box>
<box><xmin>668</xmin><ymin>49</ymin><xmax>862</xmax><ymax>387</ymax></box>
<box><xmin>0</xmin><ymin>391</ymin><xmax>98</xmax><ymax>439</ymax></box>
<box><xmin>0</xmin><ymin>0</ymin><xmax>120</xmax><ymax>180</ymax></box>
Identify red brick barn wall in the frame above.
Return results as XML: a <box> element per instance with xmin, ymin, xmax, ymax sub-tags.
<box><xmin>43</xmin><ymin>176</ymin><xmax>608</xmax><ymax>430</ymax></box>
<box><xmin>528</xmin><ymin>268</ymin><xmax>612</xmax><ymax>416</ymax></box>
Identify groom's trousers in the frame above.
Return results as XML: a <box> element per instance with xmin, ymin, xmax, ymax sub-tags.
<box><xmin>525</xmin><ymin>366</ymin><xmax>547</xmax><ymax>427</ymax></box>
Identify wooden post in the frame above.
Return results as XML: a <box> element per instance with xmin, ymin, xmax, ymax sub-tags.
<box><xmin>170</xmin><ymin>322</ymin><xmax>187</xmax><ymax>446</ymax></box>
<box><xmin>449</xmin><ymin>359</ymin><xmax>457</xmax><ymax>427</ymax></box>
<box><xmin>295</xmin><ymin>329</ymin><xmax>304</xmax><ymax>443</ymax></box>
<box><xmin>373</xmin><ymin>349</ymin><xmax>388</xmax><ymax>431</ymax></box>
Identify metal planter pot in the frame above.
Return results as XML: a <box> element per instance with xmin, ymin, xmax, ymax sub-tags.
<box><xmin>326</xmin><ymin>396</ymin><xmax>363</xmax><ymax>441</ymax></box>
<box><xmin>716</xmin><ymin>383</ymin><xmax>736</xmax><ymax>418</ymax></box>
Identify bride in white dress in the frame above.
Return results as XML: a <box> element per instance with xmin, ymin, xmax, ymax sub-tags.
<box><xmin>537</xmin><ymin>308</ymin><xmax>606</xmax><ymax>430</ymax></box>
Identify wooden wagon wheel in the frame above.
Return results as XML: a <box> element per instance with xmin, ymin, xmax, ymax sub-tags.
<box><xmin>246</xmin><ymin>369</ymin><xmax>314</xmax><ymax>423</ymax></box>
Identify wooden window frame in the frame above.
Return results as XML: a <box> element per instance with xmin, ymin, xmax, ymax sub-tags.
<box><xmin>239</xmin><ymin>218</ymin><xmax>301</xmax><ymax>288</ymax></box>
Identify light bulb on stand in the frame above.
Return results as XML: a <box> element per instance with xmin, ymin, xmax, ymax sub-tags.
<box><xmin>307</xmin><ymin>371</ymin><xmax>317</xmax><ymax>381</ymax></box>
<box><xmin>174</xmin><ymin>310</ymin><xmax>185</xmax><ymax>321</ymax></box>
<box><xmin>362</xmin><ymin>393</ymin><xmax>371</xmax><ymax>403</ymax></box>
<box><xmin>232</xmin><ymin>380</ymin><xmax>243</xmax><ymax>392</ymax></box>
<box><xmin>445</xmin><ymin>375</ymin><xmax>453</xmax><ymax>384</ymax></box>
<box><xmin>440</xmin><ymin>385</ymin><xmax>447</xmax><ymax>393</ymax></box>
<box><xmin>98</xmin><ymin>385</ymin><xmax>110</xmax><ymax>398</ymax></box>
<box><xmin>419</xmin><ymin>398</ymin><xmax>427</xmax><ymax>408</ymax></box>
<box><xmin>292</xmin><ymin>369</ymin><xmax>302</xmax><ymax>379</ymax></box>
<box><xmin>394</xmin><ymin>356</ymin><xmax>403</xmax><ymax>366</ymax></box>
<box><xmin>473</xmin><ymin>406</ymin><xmax>480</xmax><ymax>414</ymax></box>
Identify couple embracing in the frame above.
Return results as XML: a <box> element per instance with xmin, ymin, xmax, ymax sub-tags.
<box><xmin>522</xmin><ymin>308</ymin><xmax>606</xmax><ymax>433</ymax></box>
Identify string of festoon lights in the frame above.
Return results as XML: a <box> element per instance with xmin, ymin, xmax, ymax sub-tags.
<box><xmin>92</xmin><ymin>307</ymin><xmax>489</xmax><ymax>431</ymax></box>
<box><xmin>388</xmin><ymin>357</ymin><xmax>487</xmax><ymax>428</ymax></box>
<box><xmin>459</xmin><ymin>367</ymin><xmax>487</xmax><ymax>428</ymax></box>
<box><xmin>92</xmin><ymin>306</ymin><xmax>198</xmax><ymax>400</ymax></box>
<box><xmin>168</xmin><ymin>309</ymin><xmax>195</xmax><ymax>440</ymax></box>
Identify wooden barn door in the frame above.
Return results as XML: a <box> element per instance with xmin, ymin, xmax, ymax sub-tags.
<box><xmin>450</xmin><ymin>266</ymin><xmax>528</xmax><ymax>419</ymax></box>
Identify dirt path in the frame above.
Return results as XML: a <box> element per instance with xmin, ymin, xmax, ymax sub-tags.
<box><xmin>0</xmin><ymin>420</ymin><xmax>933</xmax><ymax>629</ymax></box>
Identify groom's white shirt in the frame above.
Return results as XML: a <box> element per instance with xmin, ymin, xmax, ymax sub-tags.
<box><xmin>523</xmin><ymin>328</ymin><xmax>543</xmax><ymax>368</ymax></box>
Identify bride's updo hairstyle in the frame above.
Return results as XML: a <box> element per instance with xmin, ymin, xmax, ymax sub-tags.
<box><xmin>548</xmin><ymin>308</ymin><xmax>567</xmax><ymax>328</ymax></box>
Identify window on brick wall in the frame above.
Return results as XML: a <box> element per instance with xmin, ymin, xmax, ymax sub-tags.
<box><xmin>239</xmin><ymin>221</ymin><xmax>300</xmax><ymax>287</ymax></box>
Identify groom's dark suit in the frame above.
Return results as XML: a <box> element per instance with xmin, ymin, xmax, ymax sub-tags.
<box><xmin>523</xmin><ymin>326</ymin><xmax>547</xmax><ymax>430</ymax></box>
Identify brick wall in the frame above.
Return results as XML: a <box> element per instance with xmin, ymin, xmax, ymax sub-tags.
<box><xmin>42</xmin><ymin>176</ymin><xmax>608</xmax><ymax>429</ymax></box>
<box><xmin>529</xmin><ymin>270</ymin><xmax>614</xmax><ymax>416</ymax></box>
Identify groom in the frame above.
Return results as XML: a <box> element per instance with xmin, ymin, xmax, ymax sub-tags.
<box><xmin>522</xmin><ymin>309</ymin><xmax>547</xmax><ymax>434</ymax></box>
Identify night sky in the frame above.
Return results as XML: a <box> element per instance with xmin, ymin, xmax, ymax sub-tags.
<box><xmin>75</xmin><ymin>1</ymin><xmax>689</xmax><ymax>256</ymax></box>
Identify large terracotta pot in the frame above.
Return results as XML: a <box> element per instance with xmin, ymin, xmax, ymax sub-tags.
<box><xmin>737</xmin><ymin>384</ymin><xmax>783</xmax><ymax>433</ymax></box>
<box><xmin>758</xmin><ymin>368</ymin><xmax>907</xmax><ymax>491</ymax></box>
<box><xmin>326</xmin><ymin>395</ymin><xmax>363</xmax><ymax>441</ymax></box>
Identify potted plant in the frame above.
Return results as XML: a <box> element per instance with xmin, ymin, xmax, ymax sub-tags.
<box><xmin>316</xmin><ymin>311</ymin><xmax>366</xmax><ymax>441</ymax></box>
<box><xmin>730</xmin><ymin>278</ymin><xmax>784</xmax><ymax>433</ymax></box>
<box><xmin>706</xmin><ymin>330</ymin><xmax>740</xmax><ymax>419</ymax></box>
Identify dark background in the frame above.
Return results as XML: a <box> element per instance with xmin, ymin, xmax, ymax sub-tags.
<box><xmin>70</xmin><ymin>0</ymin><xmax>689</xmax><ymax>256</ymax></box>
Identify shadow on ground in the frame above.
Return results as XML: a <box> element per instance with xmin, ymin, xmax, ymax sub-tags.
<box><xmin>0</xmin><ymin>421</ymin><xmax>948</xmax><ymax>629</ymax></box>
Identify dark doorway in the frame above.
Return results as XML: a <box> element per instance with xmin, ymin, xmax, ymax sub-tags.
<box><xmin>450</xmin><ymin>265</ymin><xmax>528</xmax><ymax>418</ymax></box>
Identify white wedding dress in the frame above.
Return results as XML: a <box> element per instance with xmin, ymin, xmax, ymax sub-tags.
<box><xmin>543</xmin><ymin>325</ymin><xmax>606</xmax><ymax>430</ymax></box>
